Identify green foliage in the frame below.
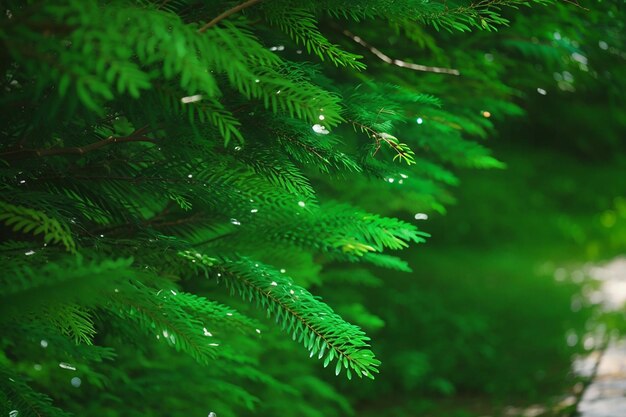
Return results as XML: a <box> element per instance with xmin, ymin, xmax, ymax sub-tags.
<box><xmin>0</xmin><ymin>367</ymin><xmax>71</xmax><ymax>417</ymax></box>
<box><xmin>211</xmin><ymin>257</ymin><xmax>380</xmax><ymax>379</ymax></box>
<box><xmin>265</xmin><ymin>8</ymin><xmax>366</xmax><ymax>69</ymax></box>
<box><xmin>0</xmin><ymin>202</ymin><xmax>76</xmax><ymax>252</ymax></box>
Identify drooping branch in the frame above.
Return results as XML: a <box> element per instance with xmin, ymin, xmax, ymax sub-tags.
<box><xmin>197</xmin><ymin>0</ymin><xmax>263</xmax><ymax>33</ymax></box>
<box><xmin>343</xmin><ymin>29</ymin><xmax>460</xmax><ymax>76</ymax></box>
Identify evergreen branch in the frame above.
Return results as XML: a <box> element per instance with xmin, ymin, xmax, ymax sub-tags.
<box><xmin>204</xmin><ymin>258</ymin><xmax>381</xmax><ymax>379</ymax></box>
<box><xmin>198</xmin><ymin>0</ymin><xmax>264</xmax><ymax>33</ymax></box>
<box><xmin>46</xmin><ymin>304</ymin><xmax>97</xmax><ymax>345</ymax></box>
<box><xmin>0</xmin><ymin>256</ymin><xmax>135</xmax><ymax>318</ymax></box>
<box><xmin>111</xmin><ymin>281</ymin><xmax>255</xmax><ymax>364</ymax></box>
<box><xmin>273</xmin><ymin>123</ymin><xmax>362</xmax><ymax>173</ymax></box>
<box><xmin>343</xmin><ymin>29</ymin><xmax>460</xmax><ymax>75</ymax></box>
<box><xmin>0</xmin><ymin>201</ymin><xmax>76</xmax><ymax>252</ymax></box>
<box><xmin>265</xmin><ymin>8</ymin><xmax>365</xmax><ymax>69</ymax></box>
<box><xmin>0</xmin><ymin>367</ymin><xmax>71</xmax><ymax>417</ymax></box>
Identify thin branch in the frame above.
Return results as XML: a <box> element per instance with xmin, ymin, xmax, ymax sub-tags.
<box><xmin>559</xmin><ymin>0</ymin><xmax>589</xmax><ymax>11</ymax></box>
<box><xmin>150</xmin><ymin>212</ymin><xmax>206</xmax><ymax>228</ymax></box>
<box><xmin>276</xmin><ymin>133</ymin><xmax>328</xmax><ymax>163</ymax></box>
<box><xmin>46</xmin><ymin>175</ymin><xmax>189</xmax><ymax>184</ymax></box>
<box><xmin>348</xmin><ymin>119</ymin><xmax>398</xmax><ymax>156</ymax></box>
<box><xmin>343</xmin><ymin>29</ymin><xmax>460</xmax><ymax>76</ymax></box>
<box><xmin>0</xmin><ymin>127</ymin><xmax>157</xmax><ymax>160</ymax></box>
<box><xmin>194</xmin><ymin>231</ymin><xmax>235</xmax><ymax>248</ymax></box>
<box><xmin>88</xmin><ymin>209</ymin><xmax>205</xmax><ymax>238</ymax></box>
<box><xmin>197</xmin><ymin>0</ymin><xmax>263</xmax><ymax>33</ymax></box>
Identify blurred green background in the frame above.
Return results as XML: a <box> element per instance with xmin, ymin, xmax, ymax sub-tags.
<box><xmin>3</xmin><ymin>1</ymin><xmax>626</xmax><ymax>417</ymax></box>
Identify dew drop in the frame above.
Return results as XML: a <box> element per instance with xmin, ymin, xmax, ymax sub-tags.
<box><xmin>59</xmin><ymin>362</ymin><xmax>76</xmax><ymax>371</ymax></box>
<box><xmin>312</xmin><ymin>124</ymin><xmax>329</xmax><ymax>135</ymax></box>
<box><xmin>71</xmin><ymin>377</ymin><xmax>82</xmax><ymax>387</ymax></box>
<box><xmin>181</xmin><ymin>94</ymin><xmax>203</xmax><ymax>104</ymax></box>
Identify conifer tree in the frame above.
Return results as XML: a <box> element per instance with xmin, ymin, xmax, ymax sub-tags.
<box><xmin>0</xmin><ymin>0</ymin><xmax>609</xmax><ymax>416</ymax></box>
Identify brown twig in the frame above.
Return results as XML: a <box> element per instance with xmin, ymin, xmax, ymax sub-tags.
<box><xmin>560</xmin><ymin>0</ymin><xmax>589</xmax><ymax>11</ymax></box>
<box><xmin>197</xmin><ymin>0</ymin><xmax>263</xmax><ymax>33</ymax></box>
<box><xmin>0</xmin><ymin>126</ymin><xmax>157</xmax><ymax>160</ymax></box>
<box><xmin>343</xmin><ymin>29</ymin><xmax>460</xmax><ymax>76</ymax></box>
<box><xmin>151</xmin><ymin>214</ymin><xmax>205</xmax><ymax>228</ymax></box>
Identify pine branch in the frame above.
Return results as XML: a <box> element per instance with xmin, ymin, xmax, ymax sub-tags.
<box><xmin>0</xmin><ymin>367</ymin><xmax>71</xmax><ymax>417</ymax></box>
<box><xmin>0</xmin><ymin>201</ymin><xmax>76</xmax><ymax>252</ymax></box>
<box><xmin>193</xmin><ymin>257</ymin><xmax>381</xmax><ymax>379</ymax></box>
